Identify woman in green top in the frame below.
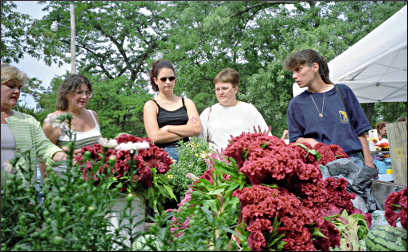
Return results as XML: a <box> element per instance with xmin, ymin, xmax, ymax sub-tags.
<box><xmin>1</xmin><ymin>64</ymin><xmax>66</xmax><ymax>187</ymax></box>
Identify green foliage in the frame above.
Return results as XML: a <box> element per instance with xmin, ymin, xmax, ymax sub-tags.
<box><xmin>167</xmin><ymin>137</ymin><xmax>213</xmax><ymax>199</ymax></box>
<box><xmin>326</xmin><ymin>209</ymin><xmax>369</xmax><ymax>251</ymax></box>
<box><xmin>1</xmin><ymin>1</ymin><xmax>32</xmax><ymax>63</ymax></box>
<box><xmin>147</xmin><ymin>167</ymin><xmax>177</xmax><ymax>214</ymax></box>
<box><xmin>142</xmin><ymin>156</ymin><xmax>251</xmax><ymax>251</ymax></box>
<box><xmin>0</xmin><ymin>114</ymin><xmax>151</xmax><ymax>251</ymax></box>
<box><xmin>84</xmin><ymin>74</ymin><xmax>151</xmax><ymax>138</ymax></box>
<box><xmin>370</xmin><ymin>102</ymin><xmax>407</xmax><ymax>126</ymax></box>
<box><xmin>28</xmin><ymin>1</ymin><xmax>173</xmax><ymax>81</ymax></box>
<box><xmin>0</xmin><ymin>150</ymin><xmax>120</xmax><ymax>250</ymax></box>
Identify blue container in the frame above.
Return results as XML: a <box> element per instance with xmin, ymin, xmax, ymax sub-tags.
<box><xmin>374</xmin><ymin>160</ymin><xmax>388</xmax><ymax>174</ymax></box>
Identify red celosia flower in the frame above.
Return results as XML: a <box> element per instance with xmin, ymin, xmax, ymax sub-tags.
<box><xmin>74</xmin><ymin>133</ymin><xmax>172</xmax><ymax>192</ymax></box>
<box><xmin>167</xmin><ymin>131</ymin><xmax>364</xmax><ymax>250</ymax></box>
<box><xmin>385</xmin><ymin>187</ymin><xmax>407</xmax><ymax>229</ymax></box>
<box><xmin>313</xmin><ymin>219</ymin><xmax>340</xmax><ymax>251</ymax></box>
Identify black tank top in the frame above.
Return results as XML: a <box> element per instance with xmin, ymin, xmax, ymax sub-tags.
<box><xmin>152</xmin><ymin>98</ymin><xmax>189</xmax><ymax>148</ymax></box>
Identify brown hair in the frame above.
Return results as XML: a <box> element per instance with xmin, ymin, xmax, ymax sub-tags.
<box><xmin>376</xmin><ymin>121</ymin><xmax>387</xmax><ymax>133</ymax></box>
<box><xmin>56</xmin><ymin>74</ymin><xmax>92</xmax><ymax>110</ymax></box>
<box><xmin>213</xmin><ymin>68</ymin><xmax>240</xmax><ymax>88</ymax></box>
<box><xmin>284</xmin><ymin>49</ymin><xmax>332</xmax><ymax>84</ymax></box>
<box><xmin>149</xmin><ymin>60</ymin><xmax>175</xmax><ymax>92</ymax></box>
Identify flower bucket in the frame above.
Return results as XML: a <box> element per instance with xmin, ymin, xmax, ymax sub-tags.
<box><xmin>107</xmin><ymin>193</ymin><xmax>145</xmax><ymax>248</ymax></box>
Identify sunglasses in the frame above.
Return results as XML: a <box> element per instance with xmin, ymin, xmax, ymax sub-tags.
<box><xmin>159</xmin><ymin>76</ymin><xmax>176</xmax><ymax>82</ymax></box>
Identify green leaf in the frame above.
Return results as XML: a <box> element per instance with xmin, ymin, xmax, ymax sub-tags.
<box><xmin>312</xmin><ymin>227</ymin><xmax>328</xmax><ymax>239</ymax></box>
<box><xmin>294</xmin><ymin>143</ymin><xmax>322</xmax><ymax>162</ymax></box>
<box><xmin>207</xmin><ymin>188</ymin><xmax>225</xmax><ymax>195</ymax></box>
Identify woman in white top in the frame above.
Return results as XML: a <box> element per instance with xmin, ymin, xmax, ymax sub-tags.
<box><xmin>200</xmin><ymin>68</ymin><xmax>270</xmax><ymax>151</ymax></box>
<box><xmin>41</xmin><ymin>74</ymin><xmax>102</xmax><ymax>178</ymax></box>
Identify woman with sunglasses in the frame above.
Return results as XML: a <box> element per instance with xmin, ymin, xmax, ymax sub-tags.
<box><xmin>143</xmin><ymin>60</ymin><xmax>201</xmax><ymax>161</ymax></box>
<box><xmin>41</xmin><ymin>74</ymin><xmax>102</xmax><ymax>178</ymax></box>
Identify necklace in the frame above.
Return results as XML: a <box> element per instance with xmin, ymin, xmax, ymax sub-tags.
<box><xmin>310</xmin><ymin>93</ymin><xmax>325</xmax><ymax>118</ymax></box>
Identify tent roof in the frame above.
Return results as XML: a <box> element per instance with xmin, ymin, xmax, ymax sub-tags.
<box><xmin>328</xmin><ymin>5</ymin><xmax>407</xmax><ymax>103</ymax></box>
<box><xmin>293</xmin><ymin>5</ymin><xmax>407</xmax><ymax>103</ymax></box>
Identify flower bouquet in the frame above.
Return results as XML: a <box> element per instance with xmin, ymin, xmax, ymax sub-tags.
<box><xmin>74</xmin><ymin>133</ymin><xmax>176</xmax><ymax>213</ymax></box>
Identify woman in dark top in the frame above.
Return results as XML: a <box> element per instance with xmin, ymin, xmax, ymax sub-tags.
<box><xmin>284</xmin><ymin>49</ymin><xmax>374</xmax><ymax>170</ymax></box>
<box><xmin>143</xmin><ymin>60</ymin><xmax>201</xmax><ymax>161</ymax></box>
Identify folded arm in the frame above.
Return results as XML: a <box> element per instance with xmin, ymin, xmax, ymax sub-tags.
<box><xmin>143</xmin><ymin>100</ymin><xmax>184</xmax><ymax>144</ymax></box>
<box><xmin>166</xmin><ymin>98</ymin><xmax>202</xmax><ymax>137</ymax></box>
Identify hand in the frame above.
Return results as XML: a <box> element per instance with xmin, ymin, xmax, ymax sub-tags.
<box><xmin>296</xmin><ymin>137</ymin><xmax>319</xmax><ymax>148</ymax></box>
<box><xmin>280</xmin><ymin>129</ymin><xmax>288</xmax><ymax>140</ymax></box>
<box><xmin>73</xmin><ymin>148</ymin><xmax>83</xmax><ymax>155</ymax></box>
<box><xmin>160</xmin><ymin>125</ymin><xmax>171</xmax><ymax>132</ymax></box>
<box><xmin>364</xmin><ymin>159</ymin><xmax>376</xmax><ymax>169</ymax></box>
<box><xmin>52</xmin><ymin>151</ymin><xmax>67</xmax><ymax>162</ymax></box>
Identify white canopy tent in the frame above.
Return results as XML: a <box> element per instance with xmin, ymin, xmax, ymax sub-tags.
<box><xmin>293</xmin><ymin>5</ymin><xmax>407</xmax><ymax>103</ymax></box>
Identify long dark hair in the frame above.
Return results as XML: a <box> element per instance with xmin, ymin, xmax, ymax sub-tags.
<box><xmin>149</xmin><ymin>60</ymin><xmax>175</xmax><ymax>92</ymax></box>
<box><xmin>284</xmin><ymin>49</ymin><xmax>332</xmax><ymax>84</ymax></box>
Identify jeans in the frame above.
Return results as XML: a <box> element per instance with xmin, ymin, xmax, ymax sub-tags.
<box><xmin>348</xmin><ymin>152</ymin><xmax>365</xmax><ymax>169</ymax></box>
<box><xmin>36</xmin><ymin>164</ymin><xmax>43</xmax><ymax>203</ymax></box>
<box><xmin>164</xmin><ymin>146</ymin><xmax>179</xmax><ymax>162</ymax></box>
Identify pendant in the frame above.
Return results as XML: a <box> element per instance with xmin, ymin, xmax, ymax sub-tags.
<box><xmin>319</xmin><ymin>113</ymin><xmax>323</xmax><ymax>118</ymax></box>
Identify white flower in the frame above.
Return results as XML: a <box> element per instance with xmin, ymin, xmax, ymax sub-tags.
<box><xmin>115</xmin><ymin>141</ymin><xmax>150</xmax><ymax>153</ymax></box>
<box><xmin>97</xmin><ymin>138</ymin><xmax>118</xmax><ymax>148</ymax></box>
<box><xmin>3</xmin><ymin>160</ymin><xmax>15</xmax><ymax>173</ymax></box>
<box><xmin>186</xmin><ymin>172</ymin><xmax>198</xmax><ymax>181</ymax></box>
<box><xmin>45</xmin><ymin>114</ymin><xmax>69</xmax><ymax>135</ymax></box>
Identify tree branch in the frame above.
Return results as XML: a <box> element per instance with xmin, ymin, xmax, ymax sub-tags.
<box><xmin>76</xmin><ymin>43</ymin><xmax>115</xmax><ymax>79</ymax></box>
<box><xmin>231</xmin><ymin>2</ymin><xmax>291</xmax><ymax>17</ymax></box>
<box><xmin>93</xmin><ymin>23</ymin><xmax>132</xmax><ymax>74</ymax></box>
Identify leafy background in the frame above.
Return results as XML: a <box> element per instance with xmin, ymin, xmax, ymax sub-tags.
<box><xmin>2</xmin><ymin>1</ymin><xmax>406</xmax><ymax>138</ymax></box>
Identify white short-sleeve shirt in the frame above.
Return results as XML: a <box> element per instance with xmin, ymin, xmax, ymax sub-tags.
<box><xmin>200</xmin><ymin>102</ymin><xmax>270</xmax><ymax>151</ymax></box>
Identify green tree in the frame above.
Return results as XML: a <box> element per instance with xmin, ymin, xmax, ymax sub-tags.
<box><xmin>1</xmin><ymin>1</ymin><xmax>32</xmax><ymax>63</ymax></box>
<box><xmin>27</xmin><ymin>1</ymin><xmax>173</xmax><ymax>81</ymax></box>
<box><xmin>156</xmin><ymin>1</ymin><xmax>405</xmax><ymax>136</ymax></box>
<box><xmin>367</xmin><ymin>102</ymin><xmax>407</xmax><ymax>126</ymax></box>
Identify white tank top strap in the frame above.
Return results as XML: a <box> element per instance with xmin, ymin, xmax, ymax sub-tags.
<box><xmin>87</xmin><ymin>109</ymin><xmax>100</xmax><ymax>130</ymax></box>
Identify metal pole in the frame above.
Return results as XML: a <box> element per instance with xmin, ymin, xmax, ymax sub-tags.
<box><xmin>70</xmin><ymin>3</ymin><xmax>76</xmax><ymax>74</ymax></box>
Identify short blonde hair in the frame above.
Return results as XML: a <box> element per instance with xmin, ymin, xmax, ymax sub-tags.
<box><xmin>213</xmin><ymin>68</ymin><xmax>240</xmax><ymax>88</ymax></box>
<box><xmin>1</xmin><ymin>64</ymin><xmax>28</xmax><ymax>85</ymax></box>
